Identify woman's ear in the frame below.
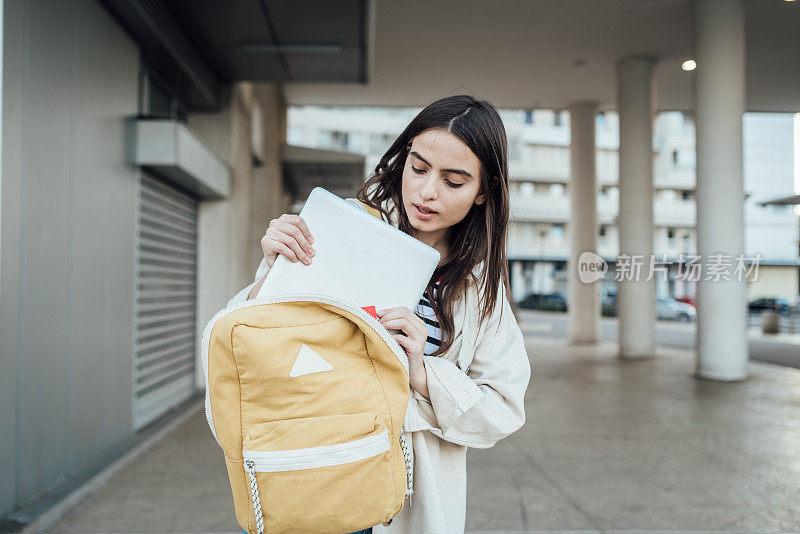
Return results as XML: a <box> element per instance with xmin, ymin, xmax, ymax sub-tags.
<box><xmin>475</xmin><ymin>181</ymin><xmax>490</xmax><ymax>205</ymax></box>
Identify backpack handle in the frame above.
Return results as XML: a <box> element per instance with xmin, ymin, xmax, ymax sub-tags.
<box><xmin>359</xmin><ymin>200</ymin><xmax>384</xmax><ymax>222</ymax></box>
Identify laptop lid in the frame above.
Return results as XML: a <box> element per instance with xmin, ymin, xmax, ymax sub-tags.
<box><xmin>256</xmin><ymin>187</ymin><xmax>440</xmax><ymax>314</ymax></box>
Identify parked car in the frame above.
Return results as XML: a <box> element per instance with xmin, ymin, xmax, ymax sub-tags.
<box><xmin>675</xmin><ymin>295</ymin><xmax>696</xmax><ymax>308</ymax></box>
<box><xmin>656</xmin><ymin>295</ymin><xmax>696</xmax><ymax>322</ymax></box>
<box><xmin>517</xmin><ymin>292</ymin><xmax>568</xmax><ymax>312</ymax></box>
<box><xmin>748</xmin><ymin>297</ymin><xmax>793</xmax><ymax>315</ymax></box>
<box><xmin>540</xmin><ymin>292</ymin><xmax>567</xmax><ymax>311</ymax></box>
<box><xmin>601</xmin><ymin>289</ymin><xmax>618</xmax><ymax>317</ymax></box>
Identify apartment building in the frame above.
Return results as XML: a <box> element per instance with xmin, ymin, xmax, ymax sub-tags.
<box><xmin>287</xmin><ymin>106</ymin><xmax>799</xmax><ymax>304</ymax></box>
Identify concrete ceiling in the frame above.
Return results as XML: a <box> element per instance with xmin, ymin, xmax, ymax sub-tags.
<box><xmin>281</xmin><ymin>145</ymin><xmax>366</xmax><ymax>200</ymax></box>
<box><xmin>283</xmin><ymin>0</ymin><xmax>800</xmax><ymax>113</ymax></box>
<box><xmin>160</xmin><ymin>0</ymin><xmax>369</xmax><ymax>83</ymax></box>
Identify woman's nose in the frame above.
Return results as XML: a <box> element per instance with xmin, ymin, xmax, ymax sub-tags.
<box><xmin>420</xmin><ymin>175</ymin><xmax>438</xmax><ymax>199</ymax></box>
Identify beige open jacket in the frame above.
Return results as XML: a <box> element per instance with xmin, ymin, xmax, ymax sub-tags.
<box><xmin>225</xmin><ymin>197</ymin><xmax>532</xmax><ymax>534</ymax></box>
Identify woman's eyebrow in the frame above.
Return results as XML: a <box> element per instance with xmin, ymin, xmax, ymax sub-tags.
<box><xmin>410</xmin><ymin>150</ymin><xmax>474</xmax><ymax>179</ymax></box>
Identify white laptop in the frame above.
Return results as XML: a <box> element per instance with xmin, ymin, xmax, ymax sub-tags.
<box><xmin>256</xmin><ymin>187</ymin><xmax>440</xmax><ymax>315</ymax></box>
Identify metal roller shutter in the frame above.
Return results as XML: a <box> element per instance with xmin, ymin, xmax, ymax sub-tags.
<box><xmin>133</xmin><ymin>173</ymin><xmax>198</xmax><ymax>430</ymax></box>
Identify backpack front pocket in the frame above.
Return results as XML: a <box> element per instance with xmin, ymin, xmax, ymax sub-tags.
<box><xmin>241</xmin><ymin>411</ymin><xmax>400</xmax><ymax>534</ymax></box>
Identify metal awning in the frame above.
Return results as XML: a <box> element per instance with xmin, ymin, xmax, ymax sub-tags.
<box><xmin>759</xmin><ymin>194</ymin><xmax>800</xmax><ymax>206</ymax></box>
<box><xmin>129</xmin><ymin>118</ymin><xmax>231</xmax><ymax>199</ymax></box>
<box><xmin>281</xmin><ymin>144</ymin><xmax>366</xmax><ymax>203</ymax></box>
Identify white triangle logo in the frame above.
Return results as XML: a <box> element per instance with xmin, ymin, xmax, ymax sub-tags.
<box><xmin>289</xmin><ymin>344</ymin><xmax>334</xmax><ymax>378</ymax></box>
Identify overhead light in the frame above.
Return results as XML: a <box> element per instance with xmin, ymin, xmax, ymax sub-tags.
<box><xmin>240</xmin><ymin>42</ymin><xmax>342</xmax><ymax>54</ymax></box>
<box><xmin>682</xmin><ymin>59</ymin><xmax>697</xmax><ymax>71</ymax></box>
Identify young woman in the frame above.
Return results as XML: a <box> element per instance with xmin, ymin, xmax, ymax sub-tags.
<box><xmin>229</xmin><ymin>94</ymin><xmax>531</xmax><ymax>534</ymax></box>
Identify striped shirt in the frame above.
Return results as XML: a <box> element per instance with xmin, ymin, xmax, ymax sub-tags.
<box><xmin>415</xmin><ymin>278</ymin><xmax>445</xmax><ymax>356</ymax></box>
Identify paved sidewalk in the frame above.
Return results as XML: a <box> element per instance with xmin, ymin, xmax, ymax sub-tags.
<box><xmin>49</xmin><ymin>331</ymin><xmax>800</xmax><ymax>533</ymax></box>
<box><xmin>748</xmin><ymin>327</ymin><xmax>800</xmax><ymax>345</ymax></box>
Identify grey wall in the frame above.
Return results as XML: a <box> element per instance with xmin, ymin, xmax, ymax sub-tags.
<box><xmin>1</xmin><ymin>0</ymin><xmax>139</xmax><ymax>514</ymax></box>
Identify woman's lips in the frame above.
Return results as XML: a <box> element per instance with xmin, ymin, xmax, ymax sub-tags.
<box><xmin>413</xmin><ymin>203</ymin><xmax>437</xmax><ymax>219</ymax></box>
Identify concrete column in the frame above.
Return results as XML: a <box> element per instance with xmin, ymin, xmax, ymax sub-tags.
<box><xmin>250</xmin><ymin>83</ymin><xmax>288</xmax><ymax>270</ymax></box>
<box><xmin>511</xmin><ymin>260</ymin><xmax>526</xmax><ymax>302</ymax></box>
<box><xmin>567</xmin><ymin>102</ymin><xmax>600</xmax><ymax>344</ymax></box>
<box><xmin>189</xmin><ymin>81</ymin><xmax>287</xmax><ymax>389</ymax></box>
<box><xmin>616</xmin><ymin>55</ymin><xmax>657</xmax><ymax>359</ymax></box>
<box><xmin>694</xmin><ymin>0</ymin><xmax>748</xmax><ymax>380</ymax></box>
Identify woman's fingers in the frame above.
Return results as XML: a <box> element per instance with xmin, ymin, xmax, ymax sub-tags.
<box><xmin>391</xmin><ymin>333</ymin><xmax>412</xmax><ymax>351</ymax></box>
<box><xmin>381</xmin><ymin>318</ymin><xmax>426</xmax><ymax>338</ymax></box>
<box><xmin>265</xmin><ymin>237</ymin><xmax>298</xmax><ymax>262</ymax></box>
<box><xmin>280</xmin><ymin>214</ymin><xmax>313</xmax><ymax>244</ymax></box>
<box><xmin>269</xmin><ymin>221</ymin><xmax>314</xmax><ymax>264</ymax></box>
<box><xmin>268</xmin><ymin>229</ymin><xmax>309</xmax><ymax>264</ymax></box>
<box><xmin>277</xmin><ymin>215</ymin><xmax>314</xmax><ymax>252</ymax></box>
<box><xmin>379</xmin><ymin>308</ymin><xmax>426</xmax><ymax>337</ymax></box>
<box><xmin>260</xmin><ymin>214</ymin><xmax>315</xmax><ymax>268</ymax></box>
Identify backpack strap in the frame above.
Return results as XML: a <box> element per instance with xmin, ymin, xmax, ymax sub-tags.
<box><xmin>359</xmin><ymin>200</ymin><xmax>384</xmax><ymax>221</ymax></box>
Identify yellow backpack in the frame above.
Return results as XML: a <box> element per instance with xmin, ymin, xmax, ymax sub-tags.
<box><xmin>201</xmin><ymin>201</ymin><xmax>412</xmax><ymax>534</ymax></box>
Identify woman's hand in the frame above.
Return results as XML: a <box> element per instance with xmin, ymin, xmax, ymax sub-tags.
<box><xmin>248</xmin><ymin>214</ymin><xmax>315</xmax><ymax>300</ymax></box>
<box><xmin>377</xmin><ymin>307</ymin><xmax>430</xmax><ymax>399</ymax></box>
<box><xmin>260</xmin><ymin>214</ymin><xmax>315</xmax><ymax>268</ymax></box>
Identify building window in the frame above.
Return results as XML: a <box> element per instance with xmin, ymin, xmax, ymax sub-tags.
<box><xmin>672</xmin><ymin>150</ymin><xmax>679</xmax><ymax>166</ymax></box>
<box><xmin>139</xmin><ymin>68</ymin><xmax>188</xmax><ymax>123</ymax></box>
<box><xmin>532</xmin><ymin>145</ymin><xmax>569</xmax><ymax>169</ymax></box>
<box><xmin>320</xmin><ymin>130</ymin><xmax>350</xmax><ymax>151</ymax></box>
<box><xmin>369</xmin><ymin>133</ymin><xmax>394</xmax><ymax>154</ymax></box>
<box><xmin>332</xmin><ymin>131</ymin><xmax>349</xmax><ymax>150</ymax></box>
<box><xmin>524</xmin><ymin>110</ymin><xmax>533</xmax><ymax>124</ymax></box>
<box><xmin>554</xmin><ymin>111</ymin><xmax>563</xmax><ymax>127</ymax></box>
<box><xmin>550</xmin><ymin>223</ymin><xmax>565</xmax><ymax>240</ymax></box>
<box><xmin>509</xmin><ymin>138</ymin><xmax>522</xmax><ymax>162</ymax></box>
<box><xmin>520</xmin><ymin>181</ymin><xmax>535</xmax><ymax>197</ymax></box>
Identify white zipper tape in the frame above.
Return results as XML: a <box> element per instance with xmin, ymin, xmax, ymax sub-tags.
<box><xmin>243</xmin><ymin>429</ymin><xmax>389</xmax><ymax>472</ymax></box>
<box><xmin>201</xmin><ymin>292</ymin><xmax>410</xmax><ymax>446</ymax></box>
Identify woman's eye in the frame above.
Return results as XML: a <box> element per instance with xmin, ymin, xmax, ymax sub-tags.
<box><xmin>412</xmin><ymin>165</ymin><xmax>426</xmax><ymax>175</ymax></box>
<box><xmin>446</xmin><ymin>180</ymin><xmax>464</xmax><ymax>189</ymax></box>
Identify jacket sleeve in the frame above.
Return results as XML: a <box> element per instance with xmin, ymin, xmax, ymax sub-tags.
<box><xmin>413</xmin><ymin>283</ymin><xmax>531</xmax><ymax>449</ymax></box>
<box><xmin>225</xmin><ymin>257</ymin><xmax>271</xmax><ymax>308</ymax></box>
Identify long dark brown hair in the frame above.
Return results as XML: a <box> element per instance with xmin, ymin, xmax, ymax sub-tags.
<box><xmin>355</xmin><ymin>94</ymin><xmax>512</xmax><ymax>357</ymax></box>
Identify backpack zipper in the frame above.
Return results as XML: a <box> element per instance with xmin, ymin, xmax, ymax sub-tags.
<box><xmin>242</xmin><ymin>429</ymin><xmax>390</xmax><ymax>472</ymax></box>
<box><xmin>201</xmin><ymin>292</ymin><xmax>410</xmax><ymax>446</ymax></box>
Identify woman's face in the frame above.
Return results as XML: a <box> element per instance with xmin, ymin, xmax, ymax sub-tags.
<box><xmin>401</xmin><ymin>127</ymin><xmax>485</xmax><ymax>245</ymax></box>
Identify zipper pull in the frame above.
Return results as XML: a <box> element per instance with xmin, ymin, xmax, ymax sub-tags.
<box><xmin>399</xmin><ymin>431</ymin><xmax>413</xmax><ymax>502</ymax></box>
<box><xmin>244</xmin><ymin>460</ymin><xmax>264</xmax><ymax>534</ymax></box>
